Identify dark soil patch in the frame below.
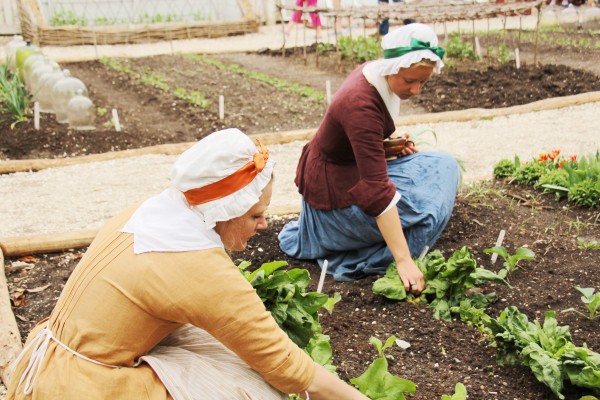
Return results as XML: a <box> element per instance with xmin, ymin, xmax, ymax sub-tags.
<box><xmin>2</xmin><ymin>31</ymin><xmax>600</xmax><ymax>399</ymax></box>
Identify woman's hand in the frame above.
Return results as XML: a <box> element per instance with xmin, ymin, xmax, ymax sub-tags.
<box><xmin>383</xmin><ymin>133</ymin><xmax>417</xmax><ymax>159</ymax></box>
<box><xmin>395</xmin><ymin>257</ymin><xmax>425</xmax><ymax>295</ymax></box>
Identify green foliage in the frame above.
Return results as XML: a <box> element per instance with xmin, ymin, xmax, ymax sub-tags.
<box><xmin>535</xmin><ymin>169</ymin><xmax>570</xmax><ymax>199</ymax></box>
<box><xmin>514</xmin><ymin>161</ymin><xmax>546</xmax><ymax>185</ymax></box>
<box><xmin>338</xmin><ymin>35</ymin><xmax>382</xmax><ymax>63</ymax></box>
<box><xmin>173</xmin><ymin>86</ymin><xmax>209</xmax><ymax>108</ymax></box>
<box><xmin>568</xmin><ymin>179</ymin><xmax>600</xmax><ymax>208</ymax></box>
<box><xmin>483</xmin><ymin>245</ymin><xmax>535</xmax><ymax>278</ymax></box>
<box><xmin>100</xmin><ymin>57</ymin><xmax>210</xmax><ymax>109</ymax></box>
<box><xmin>350</xmin><ymin>336</ymin><xmax>416</xmax><ymax>399</ymax></box>
<box><xmin>188</xmin><ymin>54</ymin><xmax>325</xmax><ymax>103</ymax></box>
<box><xmin>486</xmin><ymin>43</ymin><xmax>510</xmax><ymax>64</ymax></box>
<box><xmin>96</xmin><ymin>107</ymin><xmax>108</xmax><ymax>117</ymax></box>
<box><xmin>445</xmin><ymin>33</ymin><xmax>480</xmax><ymax>61</ymax></box>
<box><xmin>496</xmin><ymin>150</ymin><xmax>600</xmax><ymax>209</ymax></box>
<box><xmin>49</xmin><ymin>7</ymin><xmax>86</xmax><ymax>26</ymax></box>
<box><xmin>0</xmin><ymin>62</ymin><xmax>32</xmax><ymax>128</ymax></box>
<box><xmin>441</xmin><ymin>382</ymin><xmax>468</xmax><ymax>400</ymax></box>
<box><xmin>237</xmin><ymin>260</ymin><xmax>338</xmax><ymax>372</ymax></box>
<box><xmin>562</xmin><ymin>287</ymin><xmax>600</xmax><ymax>320</ymax></box>
<box><xmin>488</xmin><ymin>306</ymin><xmax>600</xmax><ymax>398</ymax></box>
<box><xmin>493</xmin><ymin>158</ymin><xmax>518</xmax><ymax>178</ymax></box>
<box><xmin>373</xmin><ymin>247</ymin><xmax>510</xmax><ymax>325</ymax></box>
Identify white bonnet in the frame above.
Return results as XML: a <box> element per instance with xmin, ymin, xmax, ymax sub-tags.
<box><xmin>371</xmin><ymin>22</ymin><xmax>445</xmax><ymax>76</ymax></box>
<box><xmin>171</xmin><ymin>128</ymin><xmax>275</xmax><ymax>229</ymax></box>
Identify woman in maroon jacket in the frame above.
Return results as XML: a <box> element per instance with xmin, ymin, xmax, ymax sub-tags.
<box><xmin>278</xmin><ymin>23</ymin><xmax>460</xmax><ymax>293</ymax></box>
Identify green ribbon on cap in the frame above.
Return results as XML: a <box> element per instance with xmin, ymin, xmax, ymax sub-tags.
<box><xmin>383</xmin><ymin>38</ymin><xmax>445</xmax><ymax>60</ymax></box>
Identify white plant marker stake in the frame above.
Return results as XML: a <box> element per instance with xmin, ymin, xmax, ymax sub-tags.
<box><xmin>515</xmin><ymin>48</ymin><xmax>520</xmax><ymax>69</ymax></box>
<box><xmin>490</xmin><ymin>229</ymin><xmax>506</xmax><ymax>264</ymax></box>
<box><xmin>112</xmin><ymin>108</ymin><xmax>121</xmax><ymax>132</ymax></box>
<box><xmin>219</xmin><ymin>95</ymin><xmax>224</xmax><ymax>120</ymax></box>
<box><xmin>317</xmin><ymin>259</ymin><xmax>329</xmax><ymax>293</ymax></box>
<box><xmin>34</xmin><ymin>101</ymin><xmax>40</xmax><ymax>130</ymax></box>
<box><xmin>418</xmin><ymin>245</ymin><xmax>429</xmax><ymax>261</ymax></box>
<box><xmin>325</xmin><ymin>80</ymin><xmax>331</xmax><ymax>105</ymax></box>
<box><xmin>475</xmin><ymin>37</ymin><xmax>482</xmax><ymax>59</ymax></box>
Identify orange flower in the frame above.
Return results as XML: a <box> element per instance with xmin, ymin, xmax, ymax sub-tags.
<box><xmin>570</xmin><ymin>154</ymin><xmax>577</xmax><ymax>162</ymax></box>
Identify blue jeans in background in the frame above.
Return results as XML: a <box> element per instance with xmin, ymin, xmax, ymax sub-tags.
<box><xmin>378</xmin><ymin>0</ymin><xmax>403</xmax><ymax>35</ymax></box>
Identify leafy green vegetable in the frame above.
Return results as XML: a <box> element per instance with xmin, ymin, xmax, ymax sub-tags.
<box><xmin>237</xmin><ymin>260</ymin><xmax>339</xmax><ymax>372</ymax></box>
<box><xmin>441</xmin><ymin>382</ymin><xmax>468</xmax><ymax>400</ymax></box>
<box><xmin>488</xmin><ymin>306</ymin><xmax>600</xmax><ymax>398</ymax></box>
<box><xmin>350</xmin><ymin>336</ymin><xmax>416</xmax><ymax>400</ymax></box>
<box><xmin>562</xmin><ymin>287</ymin><xmax>600</xmax><ymax>320</ymax></box>
<box><xmin>483</xmin><ymin>245</ymin><xmax>535</xmax><ymax>278</ymax></box>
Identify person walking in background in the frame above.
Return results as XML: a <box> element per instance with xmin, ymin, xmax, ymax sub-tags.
<box><xmin>286</xmin><ymin>0</ymin><xmax>323</xmax><ymax>34</ymax></box>
<box><xmin>278</xmin><ymin>23</ymin><xmax>459</xmax><ymax>293</ymax></box>
<box><xmin>379</xmin><ymin>0</ymin><xmax>403</xmax><ymax>36</ymax></box>
<box><xmin>7</xmin><ymin>128</ymin><xmax>368</xmax><ymax>400</ymax></box>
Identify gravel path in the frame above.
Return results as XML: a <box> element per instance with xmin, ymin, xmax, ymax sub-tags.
<box><xmin>1</xmin><ymin>101</ymin><xmax>598</xmax><ymax>238</ymax></box>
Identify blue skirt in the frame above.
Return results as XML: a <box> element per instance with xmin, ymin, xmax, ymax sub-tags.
<box><xmin>278</xmin><ymin>151</ymin><xmax>460</xmax><ymax>281</ymax></box>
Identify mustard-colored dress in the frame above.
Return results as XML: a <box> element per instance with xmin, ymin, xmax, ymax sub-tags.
<box><xmin>7</xmin><ymin>208</ymin><xmax>315</xmax><ymax>399</ymax></box>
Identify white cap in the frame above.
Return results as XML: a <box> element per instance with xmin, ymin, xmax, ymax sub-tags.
<box><xmin>172</xmin><ymin>128</ymin><xmax>275</xmax><ymax>228</ymax></box>
<box><xmin>370</xmin><ymin>23</ymin><xmax>445</xmax><ymax>76</ymax></box>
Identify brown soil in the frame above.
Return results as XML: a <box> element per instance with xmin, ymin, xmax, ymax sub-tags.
<box><xmin>2</xmin><ymin>31</ymin><xmax>600</xmax><ymax>399</ymax></box>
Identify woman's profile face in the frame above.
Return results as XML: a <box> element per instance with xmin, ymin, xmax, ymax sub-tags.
<box><xmin>215</xmin><ymin>181</ymin><xmax>273</xmax><ymax>251</ymax></box>
<box><xmin>386</xmin><ymin>64</ymin><xmax>434</xmax><ymax>100</ymax></box>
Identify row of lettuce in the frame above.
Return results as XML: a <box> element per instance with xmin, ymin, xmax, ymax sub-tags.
<box><xmin>239</xmin><ymin>239</ymin><xmax>599</xmax><ymax>399</ymax></box>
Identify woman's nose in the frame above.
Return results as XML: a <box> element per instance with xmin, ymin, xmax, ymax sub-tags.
<box><xmin>257</xmin><ymin>217</ymin><xmax>268</xmax><ymax>230</ymax></box>
<box><xmin>410</xmin><ymin>83</ymin><xmax>422</xmax><ymax>95</ymax></box>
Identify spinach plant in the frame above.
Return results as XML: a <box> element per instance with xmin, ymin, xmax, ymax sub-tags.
<box><xmin>441</xmin><ymin>382</ymin><xmax>468</xmax><ymax>400</ymax></box>
<box><xmin>350</xmin><ymin>336</ymin><xmax>416</xmax><ymax>400</ymax></box>
<box><xmin>373</xmin><ymin>246</ymin><xmax>510</xmax><ymax>322</ymax></box>
<box><xmin>483</xmin><ymin>245</ymin><xmax>535</xmax><ymax>278</ymax></box>
<box><xmin>488</xmin><ymin>306</ymin><xmax>600</xmax><ymax>399</ymax></box>
<box><xmin>237</xmin><ymin>260</ymin><xmax>339</xmax><ymax>372</ymax></box>
<box><xmin>562</xmin><ymin>287</ymin><xmax>600</xmax><ymax>320</ymax></box>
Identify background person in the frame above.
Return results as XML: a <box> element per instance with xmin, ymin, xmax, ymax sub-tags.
<box><xmin>286</xmin><ymin>0</ymin><xmax>323</xmax><ymax>34</ymax></box>
<box><xmin>278</xmin><ymin>23</ymin><xmax>460</xmax><ymax>294</ymax></box>
<box><xmin>378</xmin><ymin>0</ymin><xmax>403</xmax><ymax>36</ymax></box>
<box><xmin>7</xmin><ymin>128</ymin><xmax>367</xmax><ymax>400</ymax></box>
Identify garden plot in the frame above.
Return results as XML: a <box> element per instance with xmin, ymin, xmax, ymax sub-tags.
<box><xmin>2</xmin><ymin>31</ymin><xmax>600</xmax><ymax>399</ymax></box>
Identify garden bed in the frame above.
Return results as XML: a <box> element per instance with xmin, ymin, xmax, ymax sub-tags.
<box><xmin>2</xmin><ymin>31</ymin><xmax>600</xmax><ymax>399</ymax></box>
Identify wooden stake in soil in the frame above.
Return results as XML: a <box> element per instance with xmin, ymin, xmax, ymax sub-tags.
<box><xmin>34</xmin><ymin>101</ymin><xmax>40</xmax><ymax>130</ymax></box>
<box><xmin>112</xmin><ymin>108</ymin><xmax>121</xmax><ymax>132</ymax></box>
<box><xmin>317</xmin><ymin>259</ymin><xmax>329</xmax><ymax>293</ymax></box>
<box><xmin>515</xmin><ymin>48</ymin><xmax>520</xmax><ymax>69</ymax></box>
<box><xmin>475</xmin><ymin>37</ymin><xmax>482</xmax><ymax>59</ymax></box>
<box><xmin>219</xmin><ymin>95</ymin><xmax>225</xmax><ymax>120</ymax></box>
<box><xmin>0</xmin><ymin>248</ymin><xmax>23</xmax><ymax>386</ymax></box>
<box><xmin>418</xmin><ymin>245</ymin><xmax>429</xmax><ymax>261</ymax></box>
<box><xmin>490</xmin><ymin>229</ymin><xmax>506</xmax><ymax>264</ymax></box>
<box><xmin>326</xmin><ymin>80</ymin><xmax>331</xmax><ymax>105</ymax></box>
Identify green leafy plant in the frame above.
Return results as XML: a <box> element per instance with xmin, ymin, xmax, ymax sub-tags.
<box><xmin>373</xmin><ymin>247</ymin><xmax>510</xmax><ymax>322</ymax></box>
<box><xmin>173</xmin><ymin>86</ymin><xmax>210</xmax><ymax>108</ymax></box>
<box><xmin>567</xmin><ymin>179</ymin><xmax>600</xmax><ymax>208</ymax></box>
<box><xmin>493</xmin><ymin>157</ymin><xmax>518</xmax><ymax>178</ymax></box>
<box><xmin>483</xmin><ymin>245</ymin><xmax>535</xmax><ymax>278</ymax></box>
<box><xmin>514</xmin><ymin>161</ymin><xmax>546</xmax><ymax>185</ymax></box>
<box><xmin>96</xmin><ymin>107</ymin><xmax>108</xmax><ymax>117</ymax></box>
<box><xmin>237</xmin><ymin>260</ymin><xmax>339</xmax><ymax>372</ymax></box>
<box><xmin>535</xmin><ymin>169</ymin><xmax>570</xmax><ymax>199</ymax></box>
<box><xmin>445</xmin><ymin>33</ymin><xmax>480</xmax><ymax>61</ymax></box>
<box><xmin>338</xmin><ymin>35</ymin><xmax>382</xmax><ymax>63</ymax></box>
<box><xmin>562</xmin><ymin>287</ymin><xmax>600</xmax><ymax>320</ymax></box>
<box><xmin>187</xmin><ymin>54</ymin><xmax>325</xmax><ymax>103</ymax></box>
<box><xmin>488</xmin><ymin>306</ymin><xmax>600</xmax><ymax>399</ymax></box>
<box><xmin>0</xmin><ymin>62</ymin><xmax>32</xmax><ymax>128</ymax></box>
<box><xmin>441</xmin><ymin>382</ymin><xmax>468</xmax><ymax>400</ymax></box>
<box><xmin>350</xmin><ymin>336</ymin><xmax>416</xmax><ymax>399</ymax></box>
<box><xmin>577</xmin><ymin>237</ymin><xmax>600</xmax><ymax>251</ymax></box>
<box><xmin>49</xmin><ymin>7</ymin><xmax>86</xmax><ymax>26</ymax></box>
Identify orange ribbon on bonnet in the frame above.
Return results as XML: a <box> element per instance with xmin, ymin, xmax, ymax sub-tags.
<box><xmin>183</xmin><ymin>139</ymin><xmax>270</xmax><ymax>206</ymax></box>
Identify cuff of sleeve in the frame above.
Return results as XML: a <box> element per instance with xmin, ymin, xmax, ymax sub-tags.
<box><xmin>377</xmin><ymin>191</ymin><xmax>401</xmax><ymax>217</ymax></box>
